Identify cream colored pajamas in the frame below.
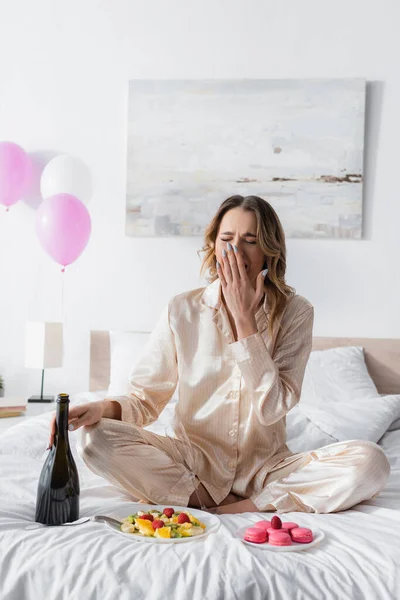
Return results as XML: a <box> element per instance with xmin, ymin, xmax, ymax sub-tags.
<box><xmin>78</xmin><ymin>280</ymin><xmax>390</xmax><ymax>512</ymax></box>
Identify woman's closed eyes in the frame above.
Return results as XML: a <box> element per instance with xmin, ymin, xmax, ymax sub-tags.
<box><xmin>220</xmin><ymin>238</ymin><xmax>256</xmax><ymax>245</ymax></box>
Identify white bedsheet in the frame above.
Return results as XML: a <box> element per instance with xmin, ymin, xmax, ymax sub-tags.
<box><xmin>1</xmin><ymin>392</ymin><xmax>400</xmax><ymax>600</ymax></box>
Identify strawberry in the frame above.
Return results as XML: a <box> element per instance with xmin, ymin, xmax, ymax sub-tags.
<box><xmin>177</xmin><ymin>513</ymin><xmax>191</xmax><ymax>524</ymax></box>
<box><xmin>152</xmin><ymin>519</ymin><xmax>165</xmax><ymax>530</ymax></box>
<box><xmin>140</xmin><ymin>514</ymin><xmax>154</xmax><ymax>522</ymax></box>
<box><xmin>271</xmin><ymin>516</ymin><xmax>282</xmax><ymax>529</ymax></box>
<box><xmin>163</xmin><ymin>508</ymin><xmax>175</xmax><ymax>518</ymax></box>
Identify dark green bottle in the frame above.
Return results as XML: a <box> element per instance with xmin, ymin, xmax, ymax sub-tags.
<box><xmin>35</xmin><ymin>393</ymin><xmax>80</xmax><ymax>525</ymax></box>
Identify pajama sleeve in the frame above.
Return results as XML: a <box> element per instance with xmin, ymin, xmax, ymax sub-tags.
<box><xmin>109</xmin><ymin>301</ymin><xmax>178</xmax><ymax>427</ymax></box>
<box><xmin>228</xmin><ymin>306</ymin><xmax>314</xmax><ymax>426</ymax></box>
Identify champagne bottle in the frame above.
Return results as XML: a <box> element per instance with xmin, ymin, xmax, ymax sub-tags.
<box><xmin>35</xmin><ymin>393</ymin><xmax>80</xmax><ymax>525</ymax></box>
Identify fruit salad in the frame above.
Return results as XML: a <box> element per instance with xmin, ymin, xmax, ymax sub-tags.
<box><xmin>120</xmin><ymin>507</ymin><xmax>206</xmax><ymax>539</ymax></box>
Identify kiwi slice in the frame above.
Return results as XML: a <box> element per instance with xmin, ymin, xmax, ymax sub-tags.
<box><xmin>172</xmin><ymin>531</ymin><xmax>182</xmax><ymax>538</ymax></box>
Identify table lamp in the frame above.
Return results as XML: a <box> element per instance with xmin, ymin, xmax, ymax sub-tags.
<box><xmin>25</xmin><ymin>321</ymin><xmax>63</xmax><ymax>402</ymax></box>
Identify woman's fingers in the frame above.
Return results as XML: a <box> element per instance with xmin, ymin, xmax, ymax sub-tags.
<box><xmin>68</xmin><ymin>404</ymin><xmax>92</xmax><ymax>428</ymax></box>
<box><xmin>216</xmin><ymin>260</ymin><xmax>226</xmax><ymax>287</ymax></box>
<box><xmin>48</xmin><ymin>405</ymin><xmax>86</xmax><ymax>448</ymax></box>
<box><xmin>68</xmin><ymin>403</ymin><xmax>102</xmax><ymax>430</ymax></box>
<box><xmin>69</xmin><ymin>405</ymin><xmax>86</xmax><ymax>420</ymax></box>
<box><xmin>50</xmin><ymin>412</ymin><xmax>56</xmax><ymax>435</ymax></box>
<box><xmin>68</xmin><ymin>416</ymin><xmax>85</xmax><ymax>431</ymax></box>
<box><xmin>226</xmin><ymin>243</ymin><xmax>240</xmax><ymax>281</ymax></box>
<box><xmin>48</xmin><ymin>413</ymin><xmax>56</xmax><ymax>449</ymax></box>
<box><xmin>220</xmin><ymin>243</ymin><xmax>248</xmax><ymax>285</ymax></box>
<box><xmin>67</xmin><ymin>405</ymin><xmax>90</xmax><ymax>431</ymax></box>
<box><xmin>47</xmin><ymin>402</ymin><xmax>104</xmax><ymax>447</ymax></box>
<box><xmin>232</xmin><ymin>245</ymin><xmax>248</xmax><ymax>281</ymax></box>
<box><xmin>221</xmin><ymin>247</ymin><xmax>232</xmax><ymax>281</ymax></box>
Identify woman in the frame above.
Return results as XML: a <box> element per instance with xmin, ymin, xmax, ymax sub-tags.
<box><xmin>48</xmin><ymin>195</ymin><xmax>390</xmax><ymax>514</ymax></box>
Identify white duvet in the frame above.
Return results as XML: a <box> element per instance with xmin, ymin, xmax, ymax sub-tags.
<box><xmin>1</xmin><ymin>392</ymin><xmax>400</xmax><ymax>600</ymax></box>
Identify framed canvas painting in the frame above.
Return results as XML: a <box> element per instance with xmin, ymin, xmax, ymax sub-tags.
<box><xmin>126</xmin><ymin>79</ymin><xmax>366</xmax><ymax>239</ymax></box>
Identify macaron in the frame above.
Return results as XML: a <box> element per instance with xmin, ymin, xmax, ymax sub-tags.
<box><xmin>268</xmin><ymin>531</ymin><xmax>292</xmax><ymax>546</ymax></box>
<box><xmin>290</xmin><ymin>527</ymin><xmax>313</xmax><ymax>543</ymax></box>
<box><xmin>244</xmin><ymin>527</ymin><xmax>267</xmax><ymax>544</ymax></box>
<box><xmin>267</xmin><ymin>526</ymin><xmax>289</xmax><ymax>536</ymax></box>
<box><xmin>254</xmin><ymin>520</ymin><xmax>271</xmax><ymax>531</ymax></box>
<box><xmin>282</xmin><ymin>522</ymin><xmax>299</xmax><ymax>533</ymax></box>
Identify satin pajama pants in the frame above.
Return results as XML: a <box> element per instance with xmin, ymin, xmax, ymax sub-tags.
<box><xmin>77</xmin><ymin>417</ymin><xmax>391</xmax><ymax>514</ymax></box>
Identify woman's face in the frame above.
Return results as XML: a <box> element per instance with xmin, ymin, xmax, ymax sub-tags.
<box><xmin>215</xmin><ymin>207</ymin><xmax>266</xmax><ymax>290</ymax></box>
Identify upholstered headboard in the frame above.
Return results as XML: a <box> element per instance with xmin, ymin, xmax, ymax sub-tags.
<box><xmin>90</xmin><ymin>331</ymin><xmax>111</xmax><ymax>393</ymax></box>
<box><xmin>90</xmin><ymin>331</ymin><xmax>400</xmax><ymax>396</ymax></box>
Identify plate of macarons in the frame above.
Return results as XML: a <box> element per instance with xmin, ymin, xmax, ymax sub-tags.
<box><xmin>235</xmin><ymin>515</ymin><xmax>324</xmax><ymax>552</ymax></box>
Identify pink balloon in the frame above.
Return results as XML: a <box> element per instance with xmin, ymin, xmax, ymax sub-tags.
<box><xmin>0</xmin><ymin>141</ymin><xmax>31</xmax><ymax>207</ymax></box>
<box><xmin>36</xmin><ymin>193</ymin><xmax>91</xmax><ymax>268</ymax></box>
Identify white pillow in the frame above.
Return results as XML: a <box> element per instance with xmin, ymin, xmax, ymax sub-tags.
<box><xmin>285</xmin><ymin>406</ymin><xmax>336</xmax><ymax>453</ymax></box>
<box><xmin>299</xmin><ymin>346</ymin><xmax>400</xmax><ymax>443</ymax></box>
<box><xmin>301</xmin><ymin>394</ymin><xmax>400</xmax><ymax>443</ymax></box>
<box><xmin>300</xmin><ymin>346</ymin><xmax>378</xmax><ymax>407</ymax></box>
<box><xmin>108</xmin><ymin>330</ymin><xmax>151</xmax><ymax>395</ymax></box>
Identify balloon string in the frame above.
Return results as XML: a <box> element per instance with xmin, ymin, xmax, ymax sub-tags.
<box><xmin>61</xmin><ymin>269</ymin><xmax>65</xmax><ymax>325</ymax></box>
<box><xmin>61</xmin><ymin>268</ymin><xmax>66</xmax><ymax>383</ymax></box>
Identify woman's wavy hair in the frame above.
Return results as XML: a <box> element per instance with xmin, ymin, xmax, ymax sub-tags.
<box><xmin>198</xmin><ymin>195</ymin><xmax>296</xmax><ymax>337</ymax></box>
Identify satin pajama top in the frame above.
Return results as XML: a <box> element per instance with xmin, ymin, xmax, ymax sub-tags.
<box><xmin>114</xmin><ymin>278</ymin><xmax>314</xmax><ymax>504</ymax></box>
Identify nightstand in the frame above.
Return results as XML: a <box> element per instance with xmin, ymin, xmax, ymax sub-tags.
<box><xmin>0</xmin><ymin>401</ymin><xmax>55</xmax><ymax>434</ymax></box>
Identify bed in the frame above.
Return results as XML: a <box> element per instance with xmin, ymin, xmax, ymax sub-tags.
<box><xmin>1</xmin><ymin>335</ymin><xmax>400</xmax><ymax>600</ymax></box>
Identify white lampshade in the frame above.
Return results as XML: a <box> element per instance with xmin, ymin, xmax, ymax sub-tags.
<box><xmin>25</xmin><ymin>322</ymin><xmax>63</xmax><ymax>369</ymax></box>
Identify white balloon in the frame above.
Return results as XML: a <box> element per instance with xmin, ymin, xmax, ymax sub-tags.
<box><xmin>40</xmin><ymin>155</ymin><xmax>92</xmax><ymax>204</ymax></box>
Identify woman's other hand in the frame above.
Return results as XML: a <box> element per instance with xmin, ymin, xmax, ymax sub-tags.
<box><xmin>48</xmin><ymin>400</ymin><xmax>108</xmax><ymax>448</ymax></box>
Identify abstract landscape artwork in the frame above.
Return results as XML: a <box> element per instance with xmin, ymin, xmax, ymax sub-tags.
<box><xmin>126</xmin><ymin>79</ymin><xmax>366</xmax><ymax>238</ymax></box>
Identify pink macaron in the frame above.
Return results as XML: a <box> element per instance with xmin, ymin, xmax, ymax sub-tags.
<box><xmin>282</xmin><ymin>522</ymin><xmax>299</xmax><ymax>533</ymax></box>
<box><xmin>267</xmin><ymin>526</ymin><xmax>289</xmax><ymax>536</ymax></box>
<box><xmin>290</xmin><ymin>527</ymin><xmax>313</xmax><ymax>543</ymax></box>
<box><xmin>254</xmin><ymin>520</ymin><xmax>271</xmax><ymax>531</ymax></box>
<box><xmin>244</xmin><ymin>527</ymin><xmax>267</xmax><ymax>544</ymax></box>
<box><xmin>268</xmin><ymin>531</ymin><xmax>292</xmax><ymax>546</ymax></box>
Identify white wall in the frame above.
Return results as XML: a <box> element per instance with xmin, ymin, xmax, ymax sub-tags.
<box><xmin>0</xmin><ymin>0</ymin><xmax>399</xmax><ymax>397</ymax></box>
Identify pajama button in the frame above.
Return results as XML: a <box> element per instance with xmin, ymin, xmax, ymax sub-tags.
<box><xmin>229</xmin><ymin>429</ymin><xmax>236</xmax><ymax>437</ymax></box>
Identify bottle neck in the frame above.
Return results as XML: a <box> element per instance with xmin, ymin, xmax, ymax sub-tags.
<box><xmin>56</xmin><ymin>401</ymin><xmax>70</xmax><ymax>448</ymax></box>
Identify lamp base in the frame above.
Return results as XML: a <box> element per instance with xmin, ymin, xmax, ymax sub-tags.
<box><xmin>28</xmin><ymin>395</ymin><xmax>55</xmax><ymax>403</ymax></box>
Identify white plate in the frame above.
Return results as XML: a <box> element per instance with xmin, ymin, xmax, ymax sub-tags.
<box><xmin>103</xmin><ymin>503</ymin><xmax>220</xmax><ymax>544</ymax></box>
<box><xmin>235</xmin><ymin>526</ymin><xmax>325</xmax><ymax>552</ymax></box>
